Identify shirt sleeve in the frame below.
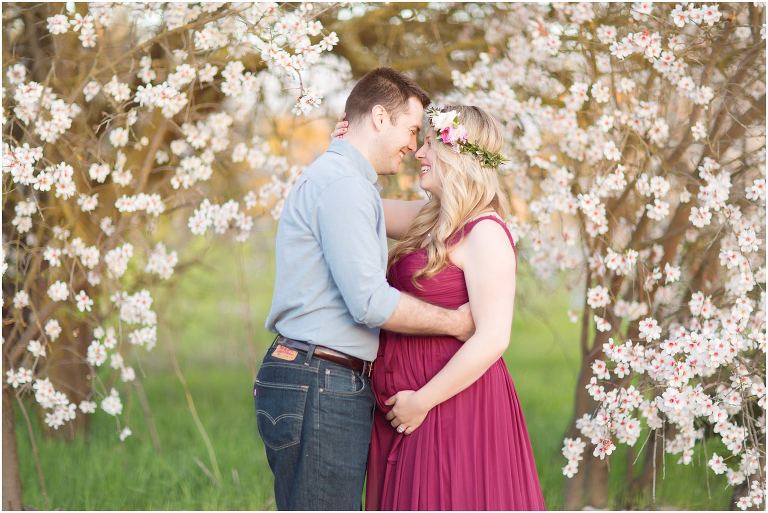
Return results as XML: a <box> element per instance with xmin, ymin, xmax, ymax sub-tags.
<box><xmin>316</xmin><ymin>177</ymin><xmax>401</xmax><ymax>328</ymax></box>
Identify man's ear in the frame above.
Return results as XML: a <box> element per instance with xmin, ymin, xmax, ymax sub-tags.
<box><xmin>370</xmin><ymin>104</ymin><xmax>387</xmax><ymax>131</ymax></box>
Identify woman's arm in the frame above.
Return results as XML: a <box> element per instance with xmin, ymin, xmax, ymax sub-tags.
<box><xmin>384</xmin><ymin>220</ymin><xmax>517</xmax><ymax>433</ymax></box>
<box><xmin>382</xmin><ymin>199</ymin><xmax>428</xmax><ymax>240</ymax></box>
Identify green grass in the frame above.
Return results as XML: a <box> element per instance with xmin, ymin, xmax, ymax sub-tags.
<box><xmin>17</xmin><ymin>370</ymin><xmax>275</xmax><ymax>510</ymax></box>
<box><xmin>15</xmin><ymin>237</ymin><xmax>731</xmax><ymax>510</ymax></box>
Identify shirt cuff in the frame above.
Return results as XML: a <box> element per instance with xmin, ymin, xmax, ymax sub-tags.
<box><xmin>364</xmin><ymin>285</ymin><xmax>401</xmax><ymax>328</ymax></box>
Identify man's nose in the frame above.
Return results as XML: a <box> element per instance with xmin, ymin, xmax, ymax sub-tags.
<box><xmin>408</xmin><ymin>135</ymin><xmax>418</xmax><ymax>151</ymax></box>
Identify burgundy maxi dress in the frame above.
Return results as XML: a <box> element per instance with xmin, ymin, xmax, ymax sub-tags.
<box><xmin>366</xmin><ymin>216</ymin><xmax>546</xmax><ymax>511</ymax></box>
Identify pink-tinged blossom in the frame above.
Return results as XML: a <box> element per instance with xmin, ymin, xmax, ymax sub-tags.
<box><xmin>593</xmin><ymin>438</ymin><xmax>616</xmax><ymax>459</ymax></box>
<box><xmin>700</xmin><ymin>4</ymin><xmax>722</xmax><ymax>26</ymax></box>
<box><xmin>587</xmin><ymin>285</ymin><xmax>611</xmax><ymax>309</ymax></box>
<box><xmin>745</xmin><ymin>178</ymin><xmax>765</xmax><ymax>202</ymax></box>
<box><xmin>83</xmin><ymin>80</ymin><xmax>101</xmax><ymax>102</ymax></box>
<box><xmin>119</xmin><ymin>427</ymin><xmax>132</xmax><ymax>441</ymax></box>
<box><xmin>44</xmin><ymin>319</ymin><xmax>62</xmax><ymax>341</ymax></box>
<box><xmin>79</xmin><ymin>400</ymin><xmax>96</xmax><ymax>414</ymax></box>
<box><xmin>596</xmin><ymin>25</ymin><xmax>617</xmax><ymax>44</ymax></box>
<box><xmin>603</xmin><ymin>140</ymin><xmax>621</xmax><ymax>161</ymax></box>
<box><xmin>591</xmin><ymin>359</ymin><xmax>611</xmax><ymax>380</ymax></box>
<box><xmin>145</xmin><ymin>243</ymin><xmax>178</xmax><ymax>280</ymax></box>
<box><xmin>639</xmin><ymin>317</ymin><xmax>662</xmax><ymax>341</ymax></box>
<box><xmin>77</xmin><ymin>193</ymin><xmax>98</xmax><ymax>213</ymax></box>
<box><xmin>115</xmin><ymin>193</ymin><xmax>165</xmax><ymax>216</ymax></box>
<box><xmin>27</xmin><ymin>339</ymin><xmax>46</xmax><ymax>359</ymax></box>
<box><xmin>75</xmin><ymin>290</ymin><xmax>93</xmax><ymax>312</ymax></box>
<box><xmin>135</xmin><ymin>82</ymin><xmax>188</xmax><ymax>118</ymax></box>
<box><xmin>47</xmin><ymin>281</ymin><xmax>69</xmax><ymax>302</ymax></box>
<box><xmin>87</xmin><ymin>163</ymin><xmax>110</xmax><ymax>183</ymax></box>
<box><xmin>689</xmin><ymin>206</ymin><xmax>712</xmax><ymax>228</ymax></box>
<box><xmin>109</xmin><ymin>127</ymin><xmax>129</xmax><ymax>148</ymax></box>
<box><xmin>13</xmin><ymin>290</ymin><xmax>30</xmax><ymax>309</ymax></box>
<box><xmin>121</xmin><ymin>367</ymin><xmax>136</xmax><ymax>383</ymax></box>
<box><xmin>86</xmin><ymin>340</ymin><xmax>107</xmax><ymax>367</ymax></box>
<box><xmin>690</xmin><ymin>121</ymin><xmax>707</xmax><ymax>141</ymax></box>
<box><xmin>561</xmin><ymin>437</ymin><xmax>586</xmax><ymax>477</ymax></box>
<box><xmin>6</xmin><ymin>63</ymin><xmax>27</xmax><ymax>85</ymax></box>
<box><xmin>103</xmin><ymin>77</ymin><xmax>131</xmax><ymax>103</ymax></box>
<box><xmin>737</xmin><ymin>228</ymin><xmax>760</xmax><ymax>253</ymax></box>
<box><xmin>6</xmin><ymin>369</ymin><xmax>24</xmax><ymax>388</ymax></box>
<box><xmin>292</xmin><ymin>88</ymin><xmax>324</xmax><ymax>116</ymax></box>
<box><xmin>664</xmin><ymin>263</ymin><xmax>681</xmax><ymax>283</ymax></box>
<box><xmin>167</xmin><ymin>63</ymin><xmax>197</xmax><ymax>90</ymax></box>
<box><xmin>646</xmin><ymin>199</ymin><xmax>669</xmax><ymax>220</ymax></box>
<box><xmin>100</xmin><ymin>388</ymin><xmax>123</xmax><ymax>416</ymax></box>
<box><xmin>594</xmin><ymin>315</ymin><xmax>612</xmax><ymax>333</ymax></box>
<box><xmin>104</xmin><ymin>243</ymin><xmax>133</xmax><ymax>278</ymax></box>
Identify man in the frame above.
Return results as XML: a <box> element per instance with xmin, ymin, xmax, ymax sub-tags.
<box><xmin>255</xmin><ymin>68</ymin><xmax>474</xmax><ymax>510</ymax></box>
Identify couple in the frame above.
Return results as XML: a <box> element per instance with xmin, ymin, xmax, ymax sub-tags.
<box><xmin>255</xmin><ymin>67</ymin><xmax>545</xmax><ymax>511</ymax></box>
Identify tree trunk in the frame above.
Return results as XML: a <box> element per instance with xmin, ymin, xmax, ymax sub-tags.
<box><xmin>44</xmin><ymin>322</ymin><xmax>91</xmax><ymax>439</ymax></box>
<box><xmin>3</xmin><ymin>386</ymin><xmax>23</xmax><ymax>510</ymax></box>
<box><xmin>564</xmin><ymin>461</ymin><xmax>586</xmax><ymax>509</ymax></box>
<box><xmin>564</xmin><ymin>362</ymin><xmax>590</xmax><ymax>509</ymax></box>
<box><xmin>563</xmin><ymin>355</ymin><xmax>611</xmax><ymax>509</ymax></box>
<box><xmin>626</xmin><ymin>426</ymin><xmax>670</xmax><ymax>507</ymax></box>
<box><xmin>563</xmin><ymin>286</ymin><xmax>620</xmax><ymax>511</ymax></box>
<box><xmin>586</xmin><ymin>455</ymin><xmax>610</xmax><ymax>508</ymax></box>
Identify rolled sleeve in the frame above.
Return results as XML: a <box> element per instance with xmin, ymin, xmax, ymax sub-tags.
<box><xmin>317</xmin><ymin>178</ymin><xmax>401</xmax><ymax>328</ymax></box>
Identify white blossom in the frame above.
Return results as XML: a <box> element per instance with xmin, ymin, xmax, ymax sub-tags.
<box><xmin>47</xmin><ymin>281</ymin><xmax>69</xmax><ymax>301</ymax></box>
<box><xmin>100</xmin><ymin>388</ymin><xmax>123</xmax><ymax>416</ymax></box>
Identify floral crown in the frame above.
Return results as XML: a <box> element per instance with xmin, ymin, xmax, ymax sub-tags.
<box><xmin>425</xmin><ymin>105</ymin><xmax>506</xmax><ymax>169</ymax></box>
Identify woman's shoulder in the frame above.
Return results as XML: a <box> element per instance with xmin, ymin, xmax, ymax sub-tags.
<box><xmin>465</xmin><ymin>212</ymin><xmax>505</xmax><ymax>228</ymax></box>
<box><xmin>463</xmin><ymin>215</ymin><xmax>514</xmax><ymax>248</ymax></box>
<box><xmin>448</xmin><ymin>212</ymin><xmax>516</xmax><ymax>268</ymax></box>
<box><xmin>456</xmin><ymin>212</ymin><xmax>510</xmax><ymax>241</ymax></box>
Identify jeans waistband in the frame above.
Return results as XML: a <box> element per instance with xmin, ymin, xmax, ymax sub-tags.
<box><xmin>275</xmin><ymin>335</ymin><xmax>373</xmax><ymax>378</ymax></box>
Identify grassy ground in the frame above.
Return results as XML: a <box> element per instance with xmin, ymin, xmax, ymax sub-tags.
<box><xmin>15</xmin><ymin>235</ymin><xmax>731</xmax><ymax>510</ymax></box>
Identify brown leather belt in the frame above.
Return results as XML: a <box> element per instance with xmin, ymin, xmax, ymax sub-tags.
<box><xmin>275</xmin><ymin>335</ymin><xmax>373</xmax><ymax>378</ymax></box>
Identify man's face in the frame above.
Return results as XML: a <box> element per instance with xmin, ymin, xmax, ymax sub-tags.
<box><xmin>377</xmin><ymin>96</ymin><xmax>424</xmax><ymax>175</ymax></box>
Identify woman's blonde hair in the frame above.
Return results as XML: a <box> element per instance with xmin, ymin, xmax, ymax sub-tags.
<box><xmin>389</xmin><ymin>105</ymin><xmax>510</xmax><ymax>285</ymax></box>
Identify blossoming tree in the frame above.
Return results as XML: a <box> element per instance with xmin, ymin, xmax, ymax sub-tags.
<box><xmin>445</xmin><ymin>2</ymin><xmax>765</xmax><ymax>509</ymax></box>
<box><xmin>2</xmin><ymin>2</ymin><xmax>339</xmax><ymax>508</ymax></box>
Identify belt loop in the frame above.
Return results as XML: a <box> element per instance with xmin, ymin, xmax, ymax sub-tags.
<box><xmin>304</xmin><ymin>343</ymin><xmax>317</xmax><ymax>366</ymax></box>
<box><xmin>271</xmin><ymin>334</ymin><xmax>280</xmax><ymax>349</ymax></box>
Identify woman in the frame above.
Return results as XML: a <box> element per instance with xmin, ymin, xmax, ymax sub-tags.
<box><xmin>334</xmin><ymin>105</ymin><xmax>545</xmax><ymax>510</ymax></box>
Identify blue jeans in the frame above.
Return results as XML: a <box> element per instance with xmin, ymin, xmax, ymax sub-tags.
<box><xmin>254</xmin><ymin>340</ymin><xmax>374</xmax><ymax>510</ymax></box>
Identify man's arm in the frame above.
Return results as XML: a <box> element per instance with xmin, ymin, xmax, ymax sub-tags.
<box><xmin>317</xmin><ymin>179</ymin><xmax>473</xmax><ymax>340</ymax></box>
<box><xmin>381</xmin><ymin>294</ymin><xmax>474</xmax><ymax>341</ymax></box>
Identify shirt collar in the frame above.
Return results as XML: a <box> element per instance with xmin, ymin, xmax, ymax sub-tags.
<box><xmin>327</xmin><ymin>138</ymin><xmax>378</xmax><ymax>184</ymax></box>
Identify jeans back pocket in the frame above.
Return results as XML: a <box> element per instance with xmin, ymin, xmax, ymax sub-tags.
<box><xmin>254</xmin><ymin>379</ymin><xmax>309</xmax><ymax>451</ymax></box>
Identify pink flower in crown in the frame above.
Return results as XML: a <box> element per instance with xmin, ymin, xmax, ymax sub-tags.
<box><xmin>440</xmin><ymin>127</ymin><xmax>454</xmax><ymax>146</ymax></box>
<box><xmin>440</xmin><ymin>125</ymin><xmax>468</xmax><ymax>151</ymax></box>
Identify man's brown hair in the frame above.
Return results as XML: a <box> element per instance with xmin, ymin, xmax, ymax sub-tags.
<box><xmin>344</xmin><ymin>67</ymin><xmax>430</xmax><ymax>124</ymax></box>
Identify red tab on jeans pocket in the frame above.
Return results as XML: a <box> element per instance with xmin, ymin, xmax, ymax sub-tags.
<box><xmin>272</xmin><ymin>344</ymin><xmax>298</xmax><ymax>361</ymax></box>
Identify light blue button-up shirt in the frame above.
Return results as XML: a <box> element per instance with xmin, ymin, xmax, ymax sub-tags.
<box><xmin>265</xmin><ymin>138</ymin><xmax>402</xmax><ymax>361</ymax></box>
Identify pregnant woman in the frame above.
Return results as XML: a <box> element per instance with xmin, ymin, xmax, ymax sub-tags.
<box><xmin>337</xmin><ymin>105</ymin><xmax>546</xmax><ymax>510</ymax></box>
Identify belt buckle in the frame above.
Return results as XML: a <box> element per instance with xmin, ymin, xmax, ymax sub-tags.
<box><xmin>364</xmin><ymin>361</ymin><xmax>373</xmax><ymax>378</ymax></box>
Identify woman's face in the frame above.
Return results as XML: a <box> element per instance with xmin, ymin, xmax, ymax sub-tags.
<box><xmin>415</xmin><ymin>132</ymin><xmax>442</xmax><ymax>197</ymax></box>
